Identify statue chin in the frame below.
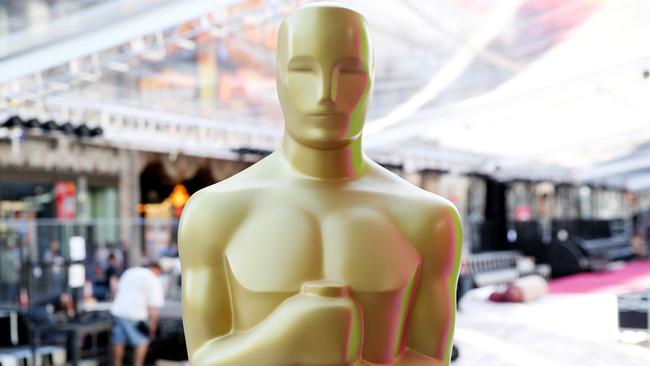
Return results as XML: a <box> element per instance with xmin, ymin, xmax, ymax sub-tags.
<box><xmin>289</xmin><ymin>133</ymin><xmax>358</xmax><ymax>151</ymax></box>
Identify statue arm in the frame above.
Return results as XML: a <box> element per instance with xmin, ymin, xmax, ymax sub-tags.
<box><xmin>179</xmin><ymin>192</ymin><xmax>276</xmax><ymax>366</ymax></box>
<box><xmin>406</xmin><ymin>203</ymin><xmax>463</xmax><ymax>366</ymax></box>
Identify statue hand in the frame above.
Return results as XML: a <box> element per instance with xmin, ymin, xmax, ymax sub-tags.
<box><xmin>272</xmin><ymin>280</ymin><xmax>362</xmax><ymax>365</ymax></box>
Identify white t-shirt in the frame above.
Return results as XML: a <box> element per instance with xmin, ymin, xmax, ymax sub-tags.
<box><xmin>111</xmin><ymin>267</ymin><xmax>165</xmax><ymax>321</ymax></box>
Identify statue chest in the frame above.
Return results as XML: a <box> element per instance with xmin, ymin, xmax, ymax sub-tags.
<box><xmin>225</xmin><ymin>204</ymin><xmax>421</xmax><ymax>293</ymax></box>
<box><xmin>224</xmin><ymin>204</ymin><xmax>422</xmax><ymax>361</ymax></box>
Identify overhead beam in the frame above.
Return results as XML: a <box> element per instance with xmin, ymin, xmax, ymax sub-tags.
<box><xmin>576</xmin><ymin>154</ymin><xmax>650</xmax><ymax>182</ymax></box>
<box><xmin>0</xmin><ymin>0</ymin><xmax>241</xmax><ymax>84</ymax></box>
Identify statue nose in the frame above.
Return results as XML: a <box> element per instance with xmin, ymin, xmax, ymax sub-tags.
<box><xmin>318</xmin><ymin>72</ymin><xmax>335</xmax><ymax>105</ymax></box>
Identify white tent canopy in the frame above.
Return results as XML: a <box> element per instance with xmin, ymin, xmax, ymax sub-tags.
<box><xmin>2</xmin><ymin>0</ymin><xmax>650</xmax><ymax>189</ymax></box>
<box><xmin>412</xmin><ymin>0</ymin><xmax>650</xmax><ymax>182</ymax></box>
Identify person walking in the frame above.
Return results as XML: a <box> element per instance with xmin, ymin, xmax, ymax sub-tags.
<box><xmin>0</xmin><ymin>240</ymin><xmax>21</xmax><ymax>302</ymax></box>
<box><xmin>110</xmin><ymin>262</ymin><xmax>164</xmax><ymax>366</ymax></box>
<box><xmin>43</xmin><ymin>239</ymin><xmax>65</xmax><ymax>295</ymax></box>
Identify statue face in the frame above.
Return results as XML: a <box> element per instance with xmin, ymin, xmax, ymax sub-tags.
<box><xmin>277</xmin><ymin>6</ymin><xmax>374</xmax><ymax>150</ymax></box>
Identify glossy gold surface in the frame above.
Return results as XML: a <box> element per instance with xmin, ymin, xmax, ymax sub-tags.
<box><xmin>179</xmin><ymin>4</ymin><xmax>462</xmax><ymax>365</ymax></box>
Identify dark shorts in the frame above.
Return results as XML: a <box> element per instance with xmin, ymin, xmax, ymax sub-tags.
<box><xmin>112</xmin><ymin>317</ymin><xmax>149</xmax><ymax>346</ymax></box>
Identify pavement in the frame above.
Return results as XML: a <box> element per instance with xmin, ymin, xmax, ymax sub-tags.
<box><xmin>453</xmin><ymin>287</ymin><xmax>650</xmax><ymax>366</ymax></box>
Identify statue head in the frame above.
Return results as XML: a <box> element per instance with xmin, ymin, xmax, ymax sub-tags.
<box><xmin>277</xmin><ymin>3</ymin><xmax>374</xmax><ymax>150</ymax></box>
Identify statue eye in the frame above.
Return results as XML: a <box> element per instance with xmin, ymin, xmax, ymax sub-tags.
<box><xmin>340</xmin><ymin>68</ymin><xmax>365</xmax><ymax>74</ymax></box>
<box><xmin>337</xmin><ymin>58</ymin><xmax>365</xmax><ymax>74</ymax></box>
<box><xmin>288</xmin><ymin>57</ymin><xmax>317</xmax><ymax>73</ymax></box>
<box><xmin>289</xmin><ymin>66</ymin><xmax>315</xmax><ymax>73</ymax></box>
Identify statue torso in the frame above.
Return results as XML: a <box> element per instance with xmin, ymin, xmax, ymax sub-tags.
<box><xmin>222</xmin><ymin>183</ymin><xmax>426</xmax><ymax>363</ymax></box>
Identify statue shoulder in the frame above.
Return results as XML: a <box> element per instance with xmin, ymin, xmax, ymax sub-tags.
<box><xmin>365</xmin><ymin>161</ymin><xmax>462</xmax><ymax>228</ymax></box>
<box><xmin>378</xmin><ymin>174</ymin><xmax>462</xmax><ymax>257</ymax></box>
<box><xmin>178</xmin><ymin>152</ymin><xmax>288</xmax><ymax>250</ymax></box>
<box><xmin>421</xmin><ymin>193</ymin><xmax>461</xmax><ymax>225</ymax></box>
<box><xmin>178</xmin><ymin>187</ymin><xmax>250</xmax><ymax>263</ymax></box>
<box><xmin>411</xmin><ymin>193</ymin><xmax>462</xmax><ymax>274</ymax></box>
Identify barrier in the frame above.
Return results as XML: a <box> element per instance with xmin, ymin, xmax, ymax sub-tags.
<box><xmin>465</xmin><ymin>250</ymin><xmax>550</xmax><ymax>288</ymax></box>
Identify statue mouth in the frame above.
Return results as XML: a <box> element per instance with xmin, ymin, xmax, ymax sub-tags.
<box><xmin>309</xmin><ymin>111</ymin><xmax>346</xmax><ymax>119</ymax></box>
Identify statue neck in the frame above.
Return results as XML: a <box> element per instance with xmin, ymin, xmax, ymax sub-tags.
<box><xmin>281</xmin><ymin>134</ymin><xmax>367</xmax><ymax>181</ymax></box>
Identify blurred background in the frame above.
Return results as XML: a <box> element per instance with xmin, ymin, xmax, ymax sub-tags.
<box><xmin>1</xmin><ymin>0</ymin><xmax>649</xmax><ymax>365</ymax></box>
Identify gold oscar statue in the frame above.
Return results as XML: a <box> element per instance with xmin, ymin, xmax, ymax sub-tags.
<box><xmin>179</xmin><ymin>4</ymin><xmax>462</xmax><ymax>366</ymax></box>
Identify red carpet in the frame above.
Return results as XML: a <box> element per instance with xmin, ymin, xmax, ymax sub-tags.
<box><xmin>549</xmin><ymin>260</ymin><xmax>650</xmax><ymax>294</ymax></box>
